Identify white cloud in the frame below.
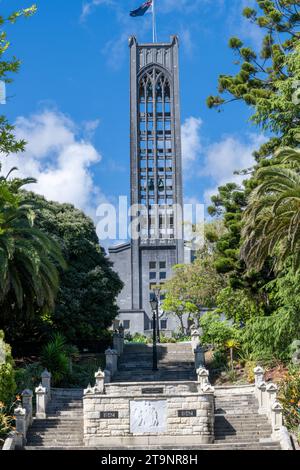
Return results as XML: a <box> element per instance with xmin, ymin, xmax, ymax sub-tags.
<box><xmin>0</xmin><ymin>109</ymin><xmax>106</xmax><ymax>218</ymax></box>
<box><xmin>181</xmin><ymin>116</ymin><xmax>203</xmax><ymax>171</ymax></box>
<box><xmin>202</xmin><ymin>133</ymin><xmax>267</xmax><ymax>204</ymax></box>
<box><xmin>80</xmin><ymin>0</ymin><xmax>115</xmax><ymax>23</ymax></box>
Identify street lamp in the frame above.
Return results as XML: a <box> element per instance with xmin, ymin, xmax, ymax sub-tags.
<box><xmin>150</xmin><ymin>292</ymin><xmax>158</xmax><ymax>371</ymax></box>
<box><xmin>154</xmin><ymin>288</ymin><xmax>161</xmax><ymax>343</ymax></box>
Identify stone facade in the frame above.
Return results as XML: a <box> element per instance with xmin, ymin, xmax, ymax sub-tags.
<box><xmin>83</xmin><ymin>381</ymin><xmax>214</xmax><ymax>447</ymax></box>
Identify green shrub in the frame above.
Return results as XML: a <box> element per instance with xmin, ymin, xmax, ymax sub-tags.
<box><xmin>211</xmin><ymin>350</ymin><xmax>228</xmax><ymax>370</ymax></box>
<box><xmin>41</xmin><ymin>333</ymin><xmax>70</xmax><ymax>386</ymax></box>
<box><xmin>15</xmin><ymin>363</ymin><xmax>43</xmax><ymax>393</ymax></box>
<box><xmin>0</xmin><ymin>331</ymin><xmax>16</xmax><ymax>405</ymax></box>
<box><xmin>160</xmin><ymin>335</ymin><xmax>176</xmax><ymax>344</ymax></box>
<box><xmin>126</xmin><ymin>333</ymin><xmax>149</xmax><ymax>344</ymax></box>
<box><xmin>200</xmin><ymin>311</ymin><xmax>240</xmax><ymax>349</ymax></box>
<box><xmin>278</xmin><ymin>366</ymin><xmax>300</xmax><ymax>433</ymax></box>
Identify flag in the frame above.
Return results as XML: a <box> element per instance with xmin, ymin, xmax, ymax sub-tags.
<box><xmin>0</xmin><ymin>81</ymin><xmax>6</xmax><ymax>105</ymax></box>
<box><xmin>130</xmin><ymin>1</ymin><xmax>152</xmax><ymax>17</ymax></box>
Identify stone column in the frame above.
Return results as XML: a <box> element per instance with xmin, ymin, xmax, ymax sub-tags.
<box><xmin>195</xmin><ymin>345</ymin><xmax>205</xmax><ymax>369</ymax></box>
<box><xmin>271</xmin><ymin>402</ymin><xmax>283</xmax><ymax>433</ymax></box>
<box><xmin>257</xmin><ymin>381</ymin><xmax>267</xmax><ymax>415</ymax></box>
<box><xmin>14</xmin><ymin>406</ymin><xmax>26</xmax><ymax>449</ymax></box>
<box><xmin>119</xmin><ymin>324</ymin><xmax>125</xmax><ymax>355</ymax></box>
<box><xmin>21</xmin><ymin>389</ymin><xmax>33</xmax><ymax>427</ymax></box>
<box><xmin>94</xmin><ymin>369</ymin><xmax>105</xmax><ymax>393</ymax></box>
<box><xmin>35</xmin><ymin>384</ymin><xmax>47</xmax><ymax>419</ymax></box>
<box><xmin>113</xmin><ymin>333</ymin><xmax>122</xmax><ymax>357</ymax></box>
<box><xmin>104</xmin><ymin>369</ymin><xmax>112</xmax><ymax>384</ymax></box>
<box><xmin>105</xmin><ymin>348</ymin><xmax>118</xmax><ymax>376</ymax></box>
<box><xmin>254</xmin><ymin>366</ymin><xmax>265</xmax><ymax>390</ymax></box>
<box><xmin>266</xmin><ymin>383</ymin><xmax>278</xmax><ymax>419</ymax></box>
<box><xmin>41</xmin><ymin>369</ymin><xmax>51</xmax><ymax>402</ymax></box>
<box><xmin>191</xmin><ymin>328</ymin><xmax>200</xmax><ymax>352</ymax></box>
<box><xmin>197</xmin><ymin>368</ymin><xmax>210</xmax><ymax>389</ymax></box>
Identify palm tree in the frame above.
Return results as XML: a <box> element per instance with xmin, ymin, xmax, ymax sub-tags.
<box><xmin>241</xmin><ymin>145</ymin><xmax>300</xmax><ymax>272</ymax></box>
<box><xmin>0</xmin><ymin>172</ymin><xmax>66</xmax><ymax>323</ymax></box>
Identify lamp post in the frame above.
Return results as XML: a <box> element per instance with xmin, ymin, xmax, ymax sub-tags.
<box><xmin>154</xmin><ymin>288</ymin><xmax>161</xmax><ymax>343</ymax></box>
<box><xmin>150</xmin><ymin>293</ymin><xmax>158</xmax><ymax>371</ymax></box>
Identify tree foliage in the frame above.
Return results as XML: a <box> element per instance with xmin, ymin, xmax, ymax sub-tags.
<box><xmin>24</xmin><ymin>193</ymin><xmax>123</xmax><ymax>345</ymax></box>
<box><xmin>241</xmin><ymin>144</ymin><xmax>300</xmax><ymax>272</ymax></box>
<box><xmin>207</xmin><ymin>0</ymin><xmax>300</xmax><ymax>160</ymax></box>
<box><xmin>0</xmin><ymin>330</ymin><xmax>16</xmax><ymax>405</ymax></box>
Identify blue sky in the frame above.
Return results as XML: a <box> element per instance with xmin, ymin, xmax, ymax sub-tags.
<box><xmin>1</xmin><ymin>0</ymin><xmax>266</xmax><ymax>240</ymax></box>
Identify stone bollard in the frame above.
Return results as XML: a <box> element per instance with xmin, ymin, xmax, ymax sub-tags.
<box><xmin>104</xmin><ymin>369</ymin><xmax>112</xmax><ymax>384</ymax></box>
<box><xmin>118</xmin><ymin>324</ymin><xmax>125</xmax><ymax>355</ymax></box>
<box><xmin>113</xmin><ymin>333</ymin><xmax>122</xmax><ymax>357</ymax></box>
<box><xmin>105</xmin><ymin>348</ymin><xmax>118</xmax><ymax>376</ymax></box>
<box><xmin>41</xmin><ymin>369</ymin><xmax>51</xmax><ymax>403</ymax></box>
<box><xmin>191</xmin><ymin>328</ymin><xmax>200</xmax><ymax>352</ymax></box>
<box><xmin>14</xmin><ymin>405</ymin><xmax>27</xmax><ymax>449</ymax></box>
<box><xmin>257</xmin><ymin>381</ymin><xmax>268</xmax><ymax>415</ymax></box>
<box><xmin>197</xmin><ymin>367</ymin><xmax>210</xmax><ymax>390</ymax></box>
<box><xmin>194</xmin><ymin>345</ymin><xmax>205</xmax><ymax>369</ymax></box>
<box><xmin>271</xmin><ymin>401</ymin><xmax>283</xmax><ymax>434</ymax></box>
<box><xmin>254</xmin><ymin>366</ymin><xmax>265</xmax><ymax>390</ymax></box>
<box><xmin>266</xmin><ymin>383</ymin><xmax>278</xmax><ymax>419</ymax></box>
<box><xmin>35</xmin><ymin>384</ymin><xmax>47</xmax><ymax>419</ymax></box>
<box><xmin>21</xmin><ymin>389</ymin><xmax>33</xmax><ymax>427</ymax></box>
<box><xmin>94</xmin><ymin>368</ymin><xmax>105</xmax><ymax>393</ymax></box>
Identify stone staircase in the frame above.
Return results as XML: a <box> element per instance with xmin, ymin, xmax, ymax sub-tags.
<box><xmin>212</xmin><ymin>386</ymin><xmax>282</xmax><ymax>450</ymax></box>
<box><xmin>25</xmin><ymin>389</ymin><xmax>84</xmax><ymax>450</ymax></box>
<box><xmin>113</xmin><ymin>343</ymin><xmax>196</xmax><ymax>382</ymax></box>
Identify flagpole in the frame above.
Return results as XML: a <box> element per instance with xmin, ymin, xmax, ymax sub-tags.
<box><xmin>152</xmin><ymin>0</ymin><xmax>157</xmax><ymax>43</ymax></box>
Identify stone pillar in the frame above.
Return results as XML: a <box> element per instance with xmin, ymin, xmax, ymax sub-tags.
<box><xmin>257</xmin><ymin>381</ymin><xmax>267</xmax><ymax>415</ymax></box>
<box><xmin>271</xmin><ymin>402</ymin><xmax>283</xmax><ymax>433</ymax></box>
<box><xmin>105</xmin><ymin>348</ymin><xmax>118</xmax><ymax>376</ymax></box>
<box><xmin>104</xmin><ymin>369</ymin><xmax>112</xmax><ymax>384</ymax></box>
<box><xmin>113</xmin><ymin>333</ymin><xmax>122</xmax><ymax>357</ymax></box>
<box><xmin>197</xmin><ymin>368</ymin><xmax>210</xmax><ymax>389</ymax></box>
<box><xmin>35</xmin><ymin>384</ymin><xmax>47</xmax><ymax>419</ymax></box>
<box><xmin>195</xmin><ymin>345</ymin><xmax>205</xmax><ymax>369</ymax></box>
<box><xmin>41</xmin><ymin>369</ymin><xmax>51</xmax><ymax>402</ymax></box>
<box><xmin>191</xmin><ymin>328</ymin><xmax>200</xmax><ymax>352</ymax></box>
<box><xmin>21</xmin><ymin>389</ymin><xmax>33</xmax><ymax>427</ymax></box>
<box><xmin>14</xmin><ymin>406</ymin><xmax>26</xmax><ymax>449</ymax></box>
<box><xmin>94</xmin><ymin>369</ymin><xmax>105</xmax><ymax>394</ymax></box>
<box><xmin>266</xmin><ymin>383</ymin><xmax>278</xmax><ymax>418</ymax></box>
<box><xmin>119</xmin><ymin>324</ymin><xmax>125</xmax><ymax>355</ymax></box>
<box><xmin>254</xmin><ymin>366</ymin><xmax>265</xmax><ymax>390</ymax></box>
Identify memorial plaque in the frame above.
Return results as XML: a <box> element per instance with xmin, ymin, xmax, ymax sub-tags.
<box><xmin>100</xmin><ymin>411</ymin><xmax>119</xmax><ymax>419</ymax></box>
<box><xmin>178</xmin><ymin>410</ymin><xmax>197</xmax><ymax>418</ymax></box>
<box><xmin>142</xmin><ymin>387</ymin><xmax>164</xmax><ymax>395</ymax></box>
<box><xmin>130</xmin><ymin>400</ymin><xmax>167</xmax><ymax>434</ymax></box>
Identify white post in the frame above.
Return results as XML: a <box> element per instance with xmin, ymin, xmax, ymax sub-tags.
<box><xmin>21</xmin><ymin>389</ymin><xmax>33</xmax><ymax>427</ymax></box>
<box><xmin>14</xmin><ymin>406</ymin><xmax>27</xmax><ymax>449</ymax></box>
<box><xmin>254</xmin><ymin>366</ymin><xmax>265</xmax><ymax>391</ymax></box>
<box><xmin>41</xmin><ymin>369</ymin><xmax>51</xmax><ymax>402</ymax></box>
<box><xmin>191</xmin><ymin>328</ymin><xmax>200</xmax><ymax>352</ymax></box>
<box><xmin>266</xmin><ymin>383</ymin><xmax>278</xmax><ymax>419</ymax></box>
<box><xmin>35</xmin><ymin>384</ymin><xmax>47</xmax><ymax>419</ymax></box>
<box><xmin>257</xmin><ymin>382</ymin><xmax>268</xmax><ymax>415</ymax></box>
<box><xmin>105</xmin><ymin>348</ymin><xmax>118</xmax><ymax>376</ymax></box>
<box><xmin>271</xmin><ymin>402</ymin><xmax>283</xmax><ymax>434</ymax></box>
<box><xmin>197</xmin><ymin>367</ymin><xmax>210</xmax><ymax>389</ymax></box>
<box><xmin>94</xmin><ymin>369</ymin><xmax>105</xmax><ymax>394</ymax></box>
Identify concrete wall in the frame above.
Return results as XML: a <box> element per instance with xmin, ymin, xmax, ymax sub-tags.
<box><xmin>83</xmin><ymin>382</ymin><xmax>214</xmax><ymax>447</ymax></box>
